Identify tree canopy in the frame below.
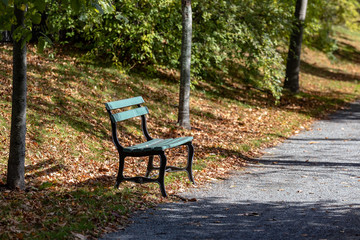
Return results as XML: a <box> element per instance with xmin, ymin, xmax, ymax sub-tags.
<box><xmin>16</xmin><ymin>0</ymin><xmax>356</xmax><ymax>98</ymax></box>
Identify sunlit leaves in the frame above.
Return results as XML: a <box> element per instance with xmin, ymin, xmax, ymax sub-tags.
<box><xmin>305</xmin><ymin>0</ymin><xmax>360</xmax><ymax>53</ymax></box>
<box><xmin>40</xmin><ymin>0</ymin><xmax>359</xmax><ymax>99</ymax></box>
<box><xmin>50</xmin><ymin>0</ymin><xmax>289</xmax><ymax>97</ymax></box>
<box><xmin>0</xmin><ymin>0</ymin><xmax>114</xmax><ymax>47</ymax></box>
<box><xmin>93</xmin><ymin>0</ymin><xmax>115</xmax><ymax>14</ymax></box>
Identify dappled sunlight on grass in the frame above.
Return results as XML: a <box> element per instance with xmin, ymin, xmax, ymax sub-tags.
<box><xmin>0</xmin><ymin>28</ymin><xmax>360</xmax><ymax>238</ymax></box>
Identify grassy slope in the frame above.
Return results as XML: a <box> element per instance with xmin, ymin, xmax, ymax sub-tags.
<box><xmin>0</xmin><ymin>28</ymin><xmax>360</xmax><ymax>239</ymax></box>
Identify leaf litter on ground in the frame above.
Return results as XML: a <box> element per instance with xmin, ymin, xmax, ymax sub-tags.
<box><xmin>1</xmin><ymin>29</ymin><xmax>360</xmax><ymax>239</ymax></box>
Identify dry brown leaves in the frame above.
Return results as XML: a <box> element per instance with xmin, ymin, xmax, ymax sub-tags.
<box><xmin>0</xmin><ymin>36</ymin><xmax>360</xmax><ymax>239</ymax></box>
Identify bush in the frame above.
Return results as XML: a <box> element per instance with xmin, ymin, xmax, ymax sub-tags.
<box><xmin>44</xmin><ymin>0</ymin><xmax>359</xmax><ymax>98</ymax></box>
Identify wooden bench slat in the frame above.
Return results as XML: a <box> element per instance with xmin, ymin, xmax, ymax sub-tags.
<box><xmin>166</xmin><ymin>137</ymin><xmax>193</xmax><ymax>148</ymax></box>
<box><xmin>125</xmin><ymin>139</ymin><xmax>169</xmax><ymax>152</ymax></box>
<box><xmin>124</xmin><ymin>137</ymin><xmax>193</xmax><ymax>153</ymax></box>
<box><xmin>125</xmin><ymin>139</ymin><xmax>163</xmax><ymax>150</ymax></box>
<box><xmin>105</xmin><ymin>96</ymin><xmax>144</xmax><ymax>110</ymax></box>
<box><xmin>112</xmin><ymin>106</ymin><xmax>149</xmax><ymax>122</ymax></box>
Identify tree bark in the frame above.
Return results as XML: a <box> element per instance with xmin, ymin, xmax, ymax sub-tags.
<box><xmin>178</xmin><ymin>0</ymin><xmax>192</xmax><ymax>129</ymax></box>
<box><xmin>7</xmin><ymin>5</ymin><xmax>27</xmax><ymax>190</ymax></box>
<box><xmin>1</xmin><ymin>31</ymin><xmax>12</xmax><ymax>42</ymax></box>
<box><xmin>284</xmin><ymin>0</ymin><xmax>308</xmax><ymax>93</ymax></box>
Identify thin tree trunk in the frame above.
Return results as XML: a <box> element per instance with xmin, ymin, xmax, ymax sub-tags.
<box><xmin>178</xmin><ymin>0</ymin><xmax>192</xmax><ymax>129</ymax></box>
<box><xmin>7</xmin><ymin>5</ymin><xmax>27</xmax><ymax>190</ymax></box>
<box><xmin>1</xmin><ymin>31</ymin><xmax>12</xmax><ymax>42</ymax></box>
<box><xmin>284</xmin><ymin>0</ymin><xmax>308</xmax><ymax>93</ymax></box>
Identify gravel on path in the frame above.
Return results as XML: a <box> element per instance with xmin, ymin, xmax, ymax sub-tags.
<box><xmin>101</xmin><ymin>101</ymin><xmax>360</xmax><ymax>240</ymax></box>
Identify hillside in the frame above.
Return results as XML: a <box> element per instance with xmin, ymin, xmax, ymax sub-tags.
<box><xmin>0</xmin><ymin>28</ymin><xmax>360</xmax><ymax>239</ymax></box>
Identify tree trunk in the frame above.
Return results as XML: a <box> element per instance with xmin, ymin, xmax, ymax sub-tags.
<box><xmin>1</xmin><ymin>31</ymin><xmax>12</xmax><ymax>42</ymax></box>
<box><xmin>284</xmin><ymin>0</ymin><xmax>308</xmax><ymax>93</ymax></box>
<box><xmin>178</xmin><ymin>0</ymin><xmax>192</xmax><ymax>130</ymax></box>
<box><xmin>7</xmin><ymin>5</ymin><xmax>27</xmax><ymax>190</ymax></box>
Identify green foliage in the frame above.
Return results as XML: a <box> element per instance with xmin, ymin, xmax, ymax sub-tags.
<box><xmin>0</xmin><ymin>0</ymin><xmax>113</xmax><ymax>52</ymax></box>
<box><xmin>47</xmin><ymin>0</ymin><xmax>293</xmax><ymax>98</ymax></box>
<box><xmin>0</xmin><ymin>2</ymin><xmax>16</xmax><ymax>31</ymax></box>
<box><xmin>304</xmin><ymin>0</ymin><xmax>360</xmax><ymax>54</ymax></box>
<box><xmin>2</xmin><ymin>0</ymin><xmax>359</xmax><ymax>98</ymax></box>
<box><xmin>190</xmin><ymin>0</ymin><xmax>291</xmax><ymax>98</ymax></box>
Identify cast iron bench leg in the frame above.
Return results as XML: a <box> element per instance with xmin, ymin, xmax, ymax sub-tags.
<box><xmin>145</xmin><ymin>155</ymin><xmax>154</xmax><ymax>177</ymax></box>
<box><xmin>158</xmin><ymin>153</ymin><xmax>168</xmax><ymax>197</ymax></box>
<box><xmin>115</xmin><ymin>154</ymin><xmax>126</xmax><ymax>188</ymax></box>
<box><xmin>186</xmin><ymin>142</ymin><xmax>195</xmax><ymax>184</ymax></box>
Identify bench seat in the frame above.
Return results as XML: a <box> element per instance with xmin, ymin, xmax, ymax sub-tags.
<box><xmin>124</xmin><ymin>137</ymin><xmax>193</xmax><ymax>153</ymax></box>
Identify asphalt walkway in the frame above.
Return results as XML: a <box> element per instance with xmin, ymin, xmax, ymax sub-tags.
<box><xmin>102</xmin><ymin>101</ymin><xmax>360</xmax><ymax>240</ymax></box>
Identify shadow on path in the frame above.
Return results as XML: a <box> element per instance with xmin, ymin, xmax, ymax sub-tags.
<box><xmin>103</xmin><ymin>199</ymin><xmax>360</xmax><ymax>240</ymax></box>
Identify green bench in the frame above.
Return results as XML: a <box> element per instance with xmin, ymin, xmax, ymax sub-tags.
<box><xmin>105</xmin><ymin>96</ymin><xmax>195</xmax><ymax>197</ymax></box>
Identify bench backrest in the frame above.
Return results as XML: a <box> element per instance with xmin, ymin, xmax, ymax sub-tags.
<box><xmin>105</xmin><ymin>96</ymin><xmax>152</xmax><ymax>150</ymax></box>
<box><xmin>105</xmin><ymin>96</ymin><xmax>149</xmax><ymax>122</ymax></box>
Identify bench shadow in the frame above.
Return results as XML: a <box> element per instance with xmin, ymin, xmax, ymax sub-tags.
<box><xmin>75</xmin><ymin>175</ymin><xmax>115</xmax><ymax>188</ymax></box>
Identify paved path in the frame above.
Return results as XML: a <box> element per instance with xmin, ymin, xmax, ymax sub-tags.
<box><xmin>102</xmin><ymin>101</ymin><xmax>360</xmax><ymax>240</ymax></box>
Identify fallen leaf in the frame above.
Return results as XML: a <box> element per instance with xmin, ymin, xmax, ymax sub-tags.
<box><xmin>72</xmin><ymin>232</ymin><xmax>87</xmax><ymax>240</ymax></box>
<box><xmin>16</xmin><ymin>233</ymin><xmax>24</xmax><ymax>239</ymax></box>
